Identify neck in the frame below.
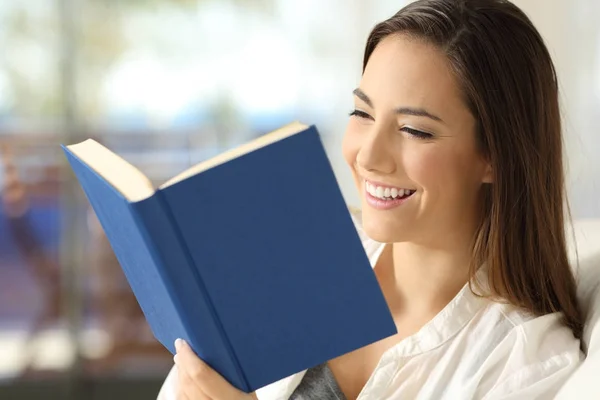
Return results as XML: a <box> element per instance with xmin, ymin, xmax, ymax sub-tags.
<box><xmin>375</xmin><ymin>233</ymin><xmax>475</xmax><ymax>317</ymax></box>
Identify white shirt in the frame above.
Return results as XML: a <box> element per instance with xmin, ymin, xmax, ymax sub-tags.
<box><xmin>158</xmin><ymin>208</ymin><xmax>583</xmax><ymax>400</ymax></box>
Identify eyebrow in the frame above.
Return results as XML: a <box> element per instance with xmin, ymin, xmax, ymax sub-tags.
<box><xmin>352</xmin><ymin>88</ymin><xmax>444</xmax><ymax>123</ymax></box>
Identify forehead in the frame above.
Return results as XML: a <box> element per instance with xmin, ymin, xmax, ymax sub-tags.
<box><xmin>361</xmin><ymin>34</ymin><xmax>466</xmax><ymax>115</ymax></box>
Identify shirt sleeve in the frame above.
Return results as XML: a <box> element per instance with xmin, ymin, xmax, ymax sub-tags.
<box><xmin>157</xmin><ymin>365</ymin><xmax>177</xmax><ymax>400</ymax></box>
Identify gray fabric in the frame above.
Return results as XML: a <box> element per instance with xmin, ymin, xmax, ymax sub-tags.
<box><xmin>289</xmin><ymin>363</ymin><xmax>347</xmax><ymax>400</ymax></box>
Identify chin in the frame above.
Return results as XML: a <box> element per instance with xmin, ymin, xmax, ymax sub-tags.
<box><xmin>361</xmin><ymin>210</ymin><xmax>408</xmax><ymax>243</ymax></box>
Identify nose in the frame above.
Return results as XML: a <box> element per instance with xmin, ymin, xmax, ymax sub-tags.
<box><xmin>356</xmin><ymin>123</ymin><xmax>396</xmax><ymax>175</ymax></box>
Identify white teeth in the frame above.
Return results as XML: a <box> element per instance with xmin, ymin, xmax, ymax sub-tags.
<box><xmin>367</xmin><ymin>183</ymin><xmax>376</xmax><ymax>196</ymax></box>
<box><xmin>370</xmin><ymin>185</ymin><xmax>377</xmax><ymax>197</ymax></box>
<box><xmin>365</xmin><ymin>181</ymin><xmax>414</xmax><ymax>200</ymax></box>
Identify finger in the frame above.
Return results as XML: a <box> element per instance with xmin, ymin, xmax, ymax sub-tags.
<box><xmin>178</xmin><ymin>391</ymin><xmax>209</xmax><ymax>400</ymax></box>
<box><xmin>176</xmin><ymin>380</ymin><xmax>191</xmax><ymax>400</ymax></box>
<box><xmin>178</xmin><ymin>386</ymin><xmax>210</xmax><ymax>400</ymax></box>
<box><xmin>175</xmin><ymin>339</ymin><xmax>245</xmax><ymax>400</ymax></box>
<box><xmin>176</xmin><ymin>391</ymin><xmax>191</xmax><ymax>400</ymax></box>
<box><xmin>176</xmin><ymin>363</ymin><xmax>211</xmax><ymax>400</ymax></box>
<box><xmin>175</xmin><ymin>365</ymin><xmax>189</xmax><ymax>400</ymax></box>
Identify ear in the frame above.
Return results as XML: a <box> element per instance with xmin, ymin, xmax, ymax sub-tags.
<box><xmin>481</xmin><ymin>162</ymin><xmax>493</xmax><ymax>184</ymax></box>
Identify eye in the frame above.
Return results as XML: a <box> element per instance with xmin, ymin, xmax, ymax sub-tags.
<box><xmin>401</xmin><ymin>127</ymin><xmax>433</xmax><ymax>140</ymax></box>
<box><xmin>348</xmin><ymin>109</ymin><xmax>373</xmax><ymax>120</ymax></box>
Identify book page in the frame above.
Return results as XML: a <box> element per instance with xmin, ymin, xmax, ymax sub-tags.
<box><xmin>159</xmin><ymin>121</ymin><xmax>308</xmax><ymax>189</ymax></box>
<box><xmin>66</xmin><ymin>139</ymin><xmax>155</xmax><ymax>202</ymax></box>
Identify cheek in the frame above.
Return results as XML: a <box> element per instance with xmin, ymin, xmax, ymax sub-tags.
<box><xmin>406</xmin><ymin>146</ymin><xmax>486</xmax><ymax>208</ymax></box>
<box><xmin>404</xmin><ymin>146</ymin><xmax>478</xmax><ymax>193</ymax></box>
<box><xmin>403</xmin><ymin>146</ymin><xmax>447</xmax><ymax>189</ymax></box>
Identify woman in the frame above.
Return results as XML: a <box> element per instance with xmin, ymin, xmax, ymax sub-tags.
<box><xmin>159</xmin><ymin>0</ymin><xmax>583</xmax><ymax>398</ymax></box>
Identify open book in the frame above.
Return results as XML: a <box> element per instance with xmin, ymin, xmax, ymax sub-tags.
<box><xmin>62</xmin><ymin>122</ymin><xmax>397</xmax><ymax>392</ymax></box>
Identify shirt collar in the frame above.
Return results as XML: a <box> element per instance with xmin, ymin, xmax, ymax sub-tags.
<box><xmin>368</xmin><ymin>240</ymin><xmax>490</xmax><ymax>360</ymax></box>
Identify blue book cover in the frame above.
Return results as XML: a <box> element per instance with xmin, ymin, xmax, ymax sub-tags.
<box><xmin>62</xmin><ymin>122</ymin><xmax>397</xmax><ymax>392</ymax></box>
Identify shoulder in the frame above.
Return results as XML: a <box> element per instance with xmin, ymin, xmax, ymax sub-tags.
<box><xmin>472</xmin><ymin>303</ymin><xmax>583</xmax><ymax>399</ymax></box>
<box><xmin>490</xmin><ymin>302</ymin><xmax>581</xmax><ymax>360</ymax></box>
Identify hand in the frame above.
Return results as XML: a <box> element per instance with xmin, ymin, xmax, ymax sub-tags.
<box><xmin>174</xmin><ymin>339</ymin><xmax>257</xmax><ymax>400</ymax></box>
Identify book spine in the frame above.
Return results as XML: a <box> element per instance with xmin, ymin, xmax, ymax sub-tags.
<box><xmin>126</xmin><ymin>199</ymin><xmax>191</xmax><ymax>350</ymax></box>
<box><xmin>154</xmin><ymin>190</ymin><xmax>250</xmax><ymax>393</ymax></box>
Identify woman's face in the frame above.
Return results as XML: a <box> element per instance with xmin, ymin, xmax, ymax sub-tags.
<box><xmin>342</xmin><ymin>34</ymin><xmax>492</xmax><ymax>245</ymax></box>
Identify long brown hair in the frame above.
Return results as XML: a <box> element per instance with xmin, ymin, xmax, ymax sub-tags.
<box><xmin>363</xmin><ymin>0</ymin><xmax>582</xmax><ymax>339</ymax></box>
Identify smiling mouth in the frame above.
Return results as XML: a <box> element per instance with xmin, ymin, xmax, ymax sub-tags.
<box><xmin>365</xmin><ymin>180</ymin><xmax>416</xmax><ymax>201</ymax></box>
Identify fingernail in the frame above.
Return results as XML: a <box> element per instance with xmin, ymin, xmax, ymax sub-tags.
<box><xmin>175</xmin><ymin>338</ymin><xmax>183</xmax><ymax>351</ymax></box>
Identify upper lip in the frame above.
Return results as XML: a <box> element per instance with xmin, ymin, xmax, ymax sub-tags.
<box><xmin>364</xmin><ymin>178</ymin><xmax>415</xmax><ymax>191</ymax></box>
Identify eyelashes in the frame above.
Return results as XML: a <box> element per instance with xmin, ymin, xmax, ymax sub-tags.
<box><xmin>348</xmin><ymin>109</ymin><xmax>372</xmax><ymax>119</ymax></box>
<box><xmin>348</xmin><ymin>109</ymin><xmax>433</xmax><ymax>139</ymax></box>
<box><xmin>401</xmin><ymin>126</ymin><xmax>433</xmax><ymax>140</ymax></box>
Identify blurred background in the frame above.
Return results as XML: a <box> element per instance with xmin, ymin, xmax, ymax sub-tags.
<box><xmin>0</xmin><ymin>0</ymin><xmax>598</xmax><ymax>399</ymax></box>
